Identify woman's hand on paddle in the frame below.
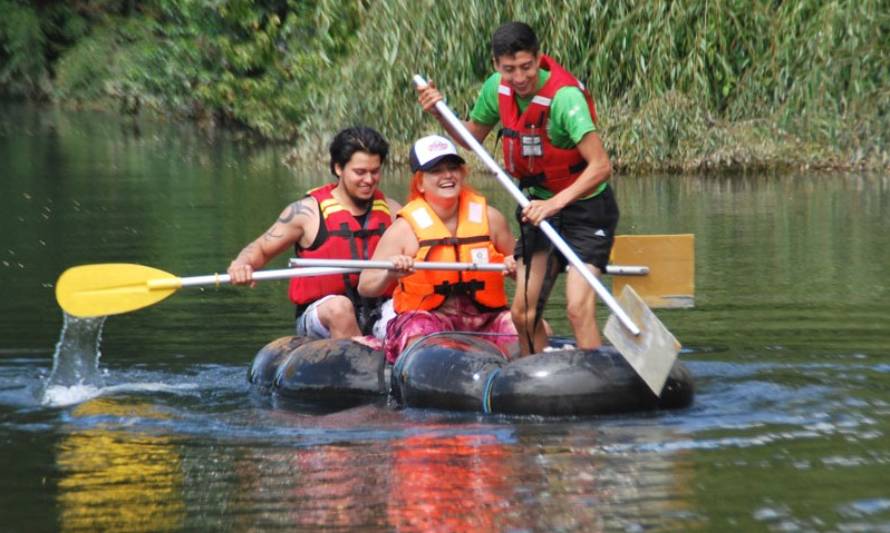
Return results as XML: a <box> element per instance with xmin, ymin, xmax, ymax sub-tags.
<box><xmin>521</xmin><ymin>198</ymin><xmax>562</xmax><ymax>226</ymax></box>
<box><xmin>388</xmin><ymin>255</ymin><xmax>415</xmax><ymax>277</ymax></box>
<box><xmin>227</xmin><ymin>261</ymin><xmax>256</xmax><ymax>288</ymax></box>
<box><xmin>417</xmin><ymin>81</ymin><xmax>443</xmax><ymax>117</ymax></box>
<box><xmin>503</xmin><ymin>256</ymin><xmax>517</xmax><ymax>279</ymax></box>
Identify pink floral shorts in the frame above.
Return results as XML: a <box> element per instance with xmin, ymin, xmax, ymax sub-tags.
<box><xmin>384</xmin><ymin>296</ymin><xmax>518</xmax><ymax>364</ymax></box>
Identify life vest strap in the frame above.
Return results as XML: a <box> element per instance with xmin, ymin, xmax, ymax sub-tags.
<box><xmin>417</xmin><ymin>235</ymin><xmax>490</xmax><ymax>248</ymax></box>
<box><xmin>328</xmin><ymin>225</ymin><xmax>386</xmax><ymax>239</ymax></box>
<box><xmin>500</xmin><ymin>120</ymin><xmax>544</xmax><ymax>140</ymax></box>
<box><xmin>432</xmin><ymin>279</ymin><xmax>486</xmax><ymax>298</ymax></box>
<box><xmin>517</xmin><ymin>160</ymin><xmax>587</xmax><ymax>190</ymax></box>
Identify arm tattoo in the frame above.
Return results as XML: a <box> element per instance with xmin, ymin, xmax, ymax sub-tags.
<box><xmin>264</xmin><ymin>228</ymin><xmax>284</xmax><ymax>240</ymax></box>
<box><xmin>278</xmin><ymin>201</ymin><xmax>309</xmax><ymax>223</ymax></box>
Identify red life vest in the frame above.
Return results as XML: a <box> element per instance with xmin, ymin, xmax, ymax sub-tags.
<box><xmin>393</xmin><ymin>190</ymin><xmax>507</xmax><ymax>313</ymax></box>
<box><xmin>497</xmin><ymin>54</ymin><xmax>597</xmax><ymax>194</ymax></box>
<box><xmin>288</xmin><ymin>182</ymin><xmax>392</xmax><ymax>308</ymax></box>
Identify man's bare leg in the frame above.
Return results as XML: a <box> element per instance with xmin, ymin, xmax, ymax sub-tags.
<box><xmin>316</xmin><ymin>295</ymin><xmax>362</xmax><ymax>338</ymax></box>
<box><xmin>565</xmin><ymin>264</ymin><xmax>602</xmax><ymax>349</ymax></box>
<box><xmin>511</xmin><ymin>251</ymin><xmax>560</xmax><ymax>355</ymax></box>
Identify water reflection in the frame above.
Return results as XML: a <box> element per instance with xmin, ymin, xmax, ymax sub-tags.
<box><xmin>230</xmin><ymin>428</ymin><xmax>520</xmax><ymax>530</ymax></box>
<box><xmin>223</xmin><ymin>420</ymin><xmax>695</xmax><ymax>531</ymax></box>
<box><xmin>55</xmin><ymin>399</ymin><xmax>185</xmax><ymax>532</ymax></box>
<box><xmin>514</xmin><ymin>425</ymin><xmax>697</xmax><ymax>531</ymax></box>
<box><xmin>227</xmin><ymin>406</ymin><xmax>394</xmax><ymax>529</ymax></box>
<box><xmin>387</xmin><ymin>432</ymin><xmax>513</xmax><ymax>531</ymax></box>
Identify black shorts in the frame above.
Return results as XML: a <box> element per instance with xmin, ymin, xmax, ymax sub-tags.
<box><xmin>513</xmin><ymin>185</ymin><xmax>619</xmax><ymax>272</ymax></box>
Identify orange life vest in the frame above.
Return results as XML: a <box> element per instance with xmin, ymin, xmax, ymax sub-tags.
<box><xmin>393</xmin><ymin>190</ymin><xmax>507</xmax><ymax>313</ymax></box>
<box><xmin>498</xmin><ymin>54</ymin><xmax>597</xmax><ymax>194</ymax></box>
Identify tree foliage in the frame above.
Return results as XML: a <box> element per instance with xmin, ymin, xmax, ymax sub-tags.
<box><xmin>1</xmin><ymin>0</ymin><xmax>887</xmax><ymax>170</ymax></box>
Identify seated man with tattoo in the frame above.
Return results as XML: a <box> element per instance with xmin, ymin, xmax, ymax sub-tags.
<box><xmin>227</xmin><ymin>126</ymin><xmax>401</xmax><ymax>340</ymax></box>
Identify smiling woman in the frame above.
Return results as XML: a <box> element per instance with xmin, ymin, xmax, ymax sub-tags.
<box><xmin>358</xmin><ymin>135</ymin><xmax>518</xmax><ymax>364</ymax></box>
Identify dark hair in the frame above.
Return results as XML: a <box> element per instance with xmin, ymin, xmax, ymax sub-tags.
<box><xmin>491</xmin><ymin>21</ymin><xmax>539</xmax><ymax>59</ymax></box>
<box><xmin>329</xmin><ymin>126</ymin><xmax>389</xmax><ymax>177</ymax></box>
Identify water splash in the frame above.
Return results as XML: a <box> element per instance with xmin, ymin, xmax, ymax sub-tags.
<box><xmin>42</xmin><ymin>313</ymin><xmax>107</xmax><ymax>406</ymax></box>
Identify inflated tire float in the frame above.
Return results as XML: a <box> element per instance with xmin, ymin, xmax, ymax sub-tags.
<box><xmin>250</xmin><ymin>336</ymin><xmax>386</xmax><ymax>409</ymax></box>
<box><xmin>249</xmin><ymin>333</ymin><xmax>694</xmax><ymax>416</ymax></box>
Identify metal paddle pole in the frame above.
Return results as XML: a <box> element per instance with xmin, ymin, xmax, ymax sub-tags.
<box><xmin>175</xmin><ymin>267</ymin><xmax>361</xmax><ymax>288</ymax></box>
<box><xmin>412</xmin><ymin>75</ymin><xmax>640</xmax><ymax>336</ymax></box>
<box><xmin>288</xmin><ymin>257</ymin><xmax>649</xmax><ymax>276</ymax></box>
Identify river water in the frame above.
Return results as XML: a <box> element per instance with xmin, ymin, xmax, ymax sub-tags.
<box><xmin>1</xmin><ymin>103</ymin><xmax>889</xmax><ymax>531</ymax></box>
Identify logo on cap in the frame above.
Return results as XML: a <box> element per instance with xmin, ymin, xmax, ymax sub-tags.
<box><xmin>428</xmin><ymin>140</ymin><xmax>449</xmax><ymax>153</ymax></box>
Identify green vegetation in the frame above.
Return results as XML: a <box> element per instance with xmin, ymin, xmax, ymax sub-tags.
<box><xmin>1</xmin><ymin>0</ymin><xmax>887</xmax><ymax>171</ymax></box>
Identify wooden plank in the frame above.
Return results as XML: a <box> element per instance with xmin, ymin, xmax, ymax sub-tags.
<box><xmin>610</xmin><ymin>234</ymin><xmax>695</xmax><ymax>309</ymax></box>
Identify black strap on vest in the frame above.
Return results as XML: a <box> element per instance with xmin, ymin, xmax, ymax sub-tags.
<box><xmin>328</xmin><ymin>225</ymin><xmax>386</xmax><ymax>239</ymax></box>
<box><xmin>517</xmin><ymin>160</ymin><xmax>587</xmax><ymax>190</ymax></box>
<box><xmin>417</xmin><ymin>235</ymin><xmax>490</xmax><ymax>249</ymax></box>
<box><xmin>432</xmin><ymin>279</ymin><xmax>486</xmax><ymax>298</ymax></box>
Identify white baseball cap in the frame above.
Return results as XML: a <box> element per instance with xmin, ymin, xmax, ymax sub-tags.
<box><xmin>409</xmin><ymin>135</ymin><xmax>466</xmax><ymax>172</ymax></box>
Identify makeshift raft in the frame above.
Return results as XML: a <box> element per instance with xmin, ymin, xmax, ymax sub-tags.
<box><xmin>249</xmin><ymin>333</ymin><xmax>694</xmax><ymax>416</ymax></box>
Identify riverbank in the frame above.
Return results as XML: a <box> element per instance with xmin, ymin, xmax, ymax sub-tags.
<box><xmin>3</xmin><ymin>0</ymin><xmax>886</xmax><ymax>173</ymax></box>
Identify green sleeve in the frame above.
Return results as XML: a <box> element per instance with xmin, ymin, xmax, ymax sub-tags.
<box><xmin>468</xmin><ymin>72</ymin><xmax>502</xmax><ymax>127</ymax></box>
<box><xmin>548</xmin><ymin>86</ymin><xmax>597</xmax><ymax>148</ymax></box>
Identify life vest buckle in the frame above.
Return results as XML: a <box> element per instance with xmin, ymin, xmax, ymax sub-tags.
<box><xmin>433</xmin><ymin>279</ymin><xmax>485</xmax><ymax>297</ymax></box>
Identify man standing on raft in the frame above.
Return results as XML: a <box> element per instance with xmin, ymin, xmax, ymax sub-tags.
<box><xmin>417</xmin><ymin>21</ymin><xmax>618</xmax><ymax>356</ymax></box>
<box><xmin>227</xmin><ymin>126</ymin><xmax>401</xmax><ymax>340</ymax></box>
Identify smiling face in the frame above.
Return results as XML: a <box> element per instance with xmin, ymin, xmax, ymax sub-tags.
<box><xmin>334</xmin><ymin>151</ymin><xmax>382</xmax><ymax>205</ymax></box>
<box><xmin>494</xmin><ymin>50</ymin><xmax>541</xmax><ymax>99</ymax></box>
<box><xmin>419</xmin><ymin>159</ymin><xmax>464</xmax><ymax>205</ymax></box>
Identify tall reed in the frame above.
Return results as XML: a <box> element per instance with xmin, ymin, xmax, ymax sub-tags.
<box><xmin>301</xmin><ymin>0</ymin><xmax>888</xmax><ymax>170</ymax></box>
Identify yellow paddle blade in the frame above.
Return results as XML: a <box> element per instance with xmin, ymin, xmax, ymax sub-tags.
<box><xmin>604</xmin><ymin>285</ymin><xmax>681</xmax><ymax>396</ymax></box>
<box><xmin>610</xmin><ymin>234</ymin><xmax>695</xmax><ymax>309</ymax></box>
<box><xmin>55</xmin><ymin>263</ymin><xmax>182</xmax><ymax>317</ymax></box>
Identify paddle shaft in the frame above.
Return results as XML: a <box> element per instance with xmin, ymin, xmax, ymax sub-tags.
<box><xmin>413</xmin><ymin>75</ymin><xmax>640</xmax><ymax>335</ymax></box>
<box><xmin>288</xmin><ymin>257</ymin><xmax>649</xmax><ymax>276</ymax></box>
<box><xmin>168</xmin><ymin>267</ymin><xmax>361</xmax><ymax>289</ymax></box>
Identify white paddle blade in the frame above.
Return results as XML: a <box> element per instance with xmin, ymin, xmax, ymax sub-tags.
<box><xmin>604</xmin><ymin>285</ymin><xmax>680</xmax><ymax>396</ymax></box>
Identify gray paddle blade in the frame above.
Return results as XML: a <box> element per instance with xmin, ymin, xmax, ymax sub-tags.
<box><xmin>604</xmin><ymin>285</ymin><xmax>680</xmax><ymax>396</ymax></box>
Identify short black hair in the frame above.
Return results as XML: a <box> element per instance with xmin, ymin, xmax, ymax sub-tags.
<box><xmin>329</xmin><ymin>126</ymin><xmax>389</xmax><ymax>177</ymax></box>
<box><xmin>491</xmin><ymin>21</ymin><xmax>539</xmax><ymax>59</ymax></box>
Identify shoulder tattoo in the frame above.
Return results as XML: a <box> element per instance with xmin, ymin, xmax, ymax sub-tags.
<box><xmin>278</xmin><ymin>201</ymin><xmax>311</xmax><ymax>224</ymax></box>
